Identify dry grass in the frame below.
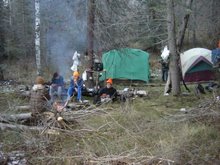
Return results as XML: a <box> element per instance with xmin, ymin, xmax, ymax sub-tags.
<box><xmin>1</xmin><ymin>58</ymin><xmax>220</xmax><ymax>164</ymax></box>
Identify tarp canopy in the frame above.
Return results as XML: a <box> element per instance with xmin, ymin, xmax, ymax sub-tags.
<box><xmin>100</xmin><ymin>48</ymin><xmax>150</xmax><ymax>82</ymax></box>
<box><xmin>180</xmin><ymin>48</ymin><xmax>215</xmax><ymax>82</ymax></box>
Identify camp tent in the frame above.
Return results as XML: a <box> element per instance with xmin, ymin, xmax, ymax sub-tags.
<box><xmin>100</xmin><ymin>48</ymin><xmax>150</xmax><ymax>82</ymax></box>
<box><xmin>180</xmin><ymin>48</ymin><xmax>215</xmax><ymax>82</ymax></box>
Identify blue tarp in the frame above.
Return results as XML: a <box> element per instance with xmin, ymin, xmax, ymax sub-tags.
<box><xmin>211</xmin><ymin>48</ymin><xmax>220</xmax><ymax>65</ymax></box>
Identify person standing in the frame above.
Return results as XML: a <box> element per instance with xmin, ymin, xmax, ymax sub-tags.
<box><xmin>160</xmin><ymin>59</ymin><xmax>169</xmax><ymax>82</ymax></box>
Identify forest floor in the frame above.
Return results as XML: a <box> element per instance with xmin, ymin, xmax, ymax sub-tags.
<box><xmin>0</xmin><ymin>81</ymin><xmax>220</xmax><ymax>165</ymax></box>
<box><xmin>0</xmin><ymin>54</ymin><xmax>220</xmax><ymax>164</ymax></box>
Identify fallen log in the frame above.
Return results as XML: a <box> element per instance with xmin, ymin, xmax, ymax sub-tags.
<box><xmin>0</xmin><ymin>122</ymin><xmax>44</xmax><ymax>131</ymax></box>
<box><xmin>0</xmin><ymin>113</ymin><xmax>32</xmax><ymax>122</ymax></box>
<box><xmin>0</xmin><ymin>122</ymin><xmax>95</xmax><ymax>135</ymax></box>
<box><xmin>0</xmin><ymin>122</ymin><xmax>64</xmax><ymax>135</ymax></box>
<box><xmin>0</xmin><ymin>105</ymin><xmax>110</xmax><ymax>124</ymax></box>
<box><xmin>0</xmin><ymin>111</ymin><xmax>79</xmax><ymax>124</ymax></box>
<box><xmin>15</xmin><ymin>105</ymin><xmax>31</xmax><ymax>111</ymax></box>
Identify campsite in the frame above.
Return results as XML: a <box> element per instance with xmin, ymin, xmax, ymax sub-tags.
<box><xmin>0</xmin><ymin>0</ymin><xmax>220</xmax><ymax>165</ymax></box>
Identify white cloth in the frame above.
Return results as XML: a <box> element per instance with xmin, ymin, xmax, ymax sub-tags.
<box><xmin>32</xmin><ymin>84</ymin><xmax>44</xmax><ymax>91</ymax></box>
<box><xmin>71</xmin><ymin>51</ymin><xmax>81</xmax><ymax>71</ymax></box>
<box><xmin>161</xmin><ymin>46</ymin><xmax>170</xmax><ymax>62</ymax></box>
<box><xmin>71</xmin><ymin>65</ymin><xmax>78</xmax><ymax>72</ymax></box>
<box><xmin>82</xmin><ymin>70</ymin><xmax>87</xmax><ymax>81</ymax></box>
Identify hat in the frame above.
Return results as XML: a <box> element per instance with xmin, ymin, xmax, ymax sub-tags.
<box><xmin>73</xmin><ymin>71</ymin><xmax>79</xmax><ymax>77</ymax></box>
<box><xmin>35</xmin><ymin>76</ymin><xmax>45</xmax><ymax>85</ymax></box>
<box><xmin>53</xmin><ymin>72</ymin><xmax>58</xmax><ymax>78</ymax></box>
<box><xmin>106</xmin><ymin>78</ymin><xmax>113</xmax><ymax>85</ymax></box>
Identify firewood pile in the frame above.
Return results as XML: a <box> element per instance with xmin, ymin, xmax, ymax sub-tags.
<box><xmin>0</xmin><ymin>100</ymin><xmax>111</xmax><ymax>133</ymax></box>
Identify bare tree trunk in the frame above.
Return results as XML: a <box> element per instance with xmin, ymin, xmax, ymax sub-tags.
<box><xmin>0</xmin><ymin>68</ymin><xmax>3</xmax><ymax>80</ymax></box>
<box><xmin>35</xmin><ymin>0</ymin><xmax>41</xmax><ymax>75</ymax></box>
<box><xmin>166</xmin><ymin>0</ymin><xmax>180</xmax><ymax>96</ymax></box>
<box><xmin>22</xmin><ymin>0</ymin><xmax>28</xmax><ymax>72</ymax></box>
<box><xmin>87</xmin><ymin>0</ymin><xmax>95</xmax><ymax>88</ymax></box>
<box><xmin>192</xmin><ymin>0</ymin><xmax>197</xmax><ymax>47</ymax></box>
<box><xmin>0</xmin><ymin>1</ymin><xmax>5</xmax><ymax>80</ymax></box>
<box><xmin>176</xmin><ymin>0</ymin><xmax>193</xmax><ymax>52</ymax></box>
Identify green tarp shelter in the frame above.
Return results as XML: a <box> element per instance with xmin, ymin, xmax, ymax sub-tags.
<box><xmin>100</xmin><ymin>48</ymin><xmax>150</xmax><ymax>82</ymax></box>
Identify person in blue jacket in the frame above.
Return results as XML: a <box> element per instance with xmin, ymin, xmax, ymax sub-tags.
<box><xmin>211</xmin><ymin>40</ymin><xmax>220</xmax><ymax>67</ymax></box>
<box><xmin>59</xmin><ymin>71</ymin><xmax>83</xmax><ymax>111</ymax></box>
<box><xmin>67</xmin><ymin>71</ymin><xmax>83</xmax><ymax>102</ymax></box>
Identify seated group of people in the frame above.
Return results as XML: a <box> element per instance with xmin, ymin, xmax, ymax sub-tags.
<box><xmin>30</xmin><ymin>71</ymin><xmax>117</xmax><ymax>115</ymax></box>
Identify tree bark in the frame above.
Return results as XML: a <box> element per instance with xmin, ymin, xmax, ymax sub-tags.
<box><xmin>35</xmin><ymin>0</ymin><xmax>41</xmax><ymax>75</ymax></box>
<box><xmin>0</xmin><ymin>67</ymin><xmax>4</xmax><ymax>80</ymax></box>
<box><xmin>166</xmin><ymin>0</ymin><xmax>181</xmax><ymax>95</ymax></box>
<box><xmin>0</xmin><ymin>0</ymin><xmax>6</xmax><ymax>80</ymax></box>
<box><xmin>87</xmin><ymin>0</ymin><xmax>95</xmax><ymax>88</ymax></box>
<box><xmin>176</xmin><ymin>0</ymin><xmax>193</xmax><ymax>52</ymax></box>
<box><xmin>192</xmin><ymin>0</ymin><xmax>197</xmax><ymax>47</ymax></box>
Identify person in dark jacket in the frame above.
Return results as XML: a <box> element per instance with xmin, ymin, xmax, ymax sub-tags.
<box><xmin>49</xmin><ymin>72</ymin><xmax>65</xmax><ymax>102</ymax></box>
<box><xmin>94</xmin><ymin>78</ymin><xmax>117</xmax><ymax>104</ymax></box>
<box><xmin>159</xmin><ymin>58</ymin><xmax>169</xmax><ymax>82</ymax></box>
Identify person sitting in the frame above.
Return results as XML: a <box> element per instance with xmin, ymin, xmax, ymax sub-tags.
<box><xmin>94</xmin><ymin>78</ymin><xmax>117</xmax><ymax>104</ymax></box>
<box><xmin>49</xmin><ymin>72</ymin><xmax>65</xmax><ymax>102</ymax></box>
<box><xmin>67</xmin><ymin>71</ymin><xmax>83</xmax><ymax>103</ymax></box>
<box><xmin>30</xmin><ymin>76</ymin><xmax>50</xmax><ymax>116</ymax></box>
<box><xmin>59</xmin><ymin>71</ymin><xmax>83</xmax><ymax>111</ymax></box>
